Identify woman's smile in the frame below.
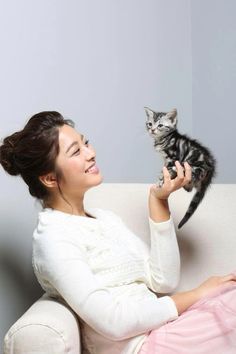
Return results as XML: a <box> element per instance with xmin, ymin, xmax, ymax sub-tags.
<box><xmin>85</xmin><ymin>164</ymin><xmax>100</xmax><ymax>174</ymax></box>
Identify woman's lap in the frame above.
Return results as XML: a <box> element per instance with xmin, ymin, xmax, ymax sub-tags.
<box><xmin>138</xmin><ymin>281</ymin><xmax>236</xmax><ymax>354</ymax></box>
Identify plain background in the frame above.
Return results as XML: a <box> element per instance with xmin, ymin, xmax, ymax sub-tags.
<box><xmin>0</xmin><ymin>0</ymin><xmax>236</xmax><ymax>350</ymax></box>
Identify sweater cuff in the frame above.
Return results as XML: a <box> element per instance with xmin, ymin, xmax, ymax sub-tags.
<box><xmin>148</xmin><ymin>214</ymin><xmax>174</xmax><ymax>233</ymax></box>
<box><xmin>159</xmin><ymin>295</ymin><xmax>179</xmax><ymax>321</ymax></box>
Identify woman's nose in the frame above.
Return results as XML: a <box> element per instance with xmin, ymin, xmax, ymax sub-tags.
<box><xmin>82</xmin><ymin>145</ymin><xmax>96</xmax><ymax>159</ymax></box>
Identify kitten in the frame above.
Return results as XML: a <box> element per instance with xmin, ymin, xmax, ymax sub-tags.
<box><xmin>144</xmin><ymin>106</ymin><xmax>217</xmax><ymax>229</ymax></box>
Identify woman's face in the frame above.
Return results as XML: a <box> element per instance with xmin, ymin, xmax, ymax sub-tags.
<box><xmin>55</xmin><ymin>124</ymin><xmax>103</xmax><ymax>198</ymax></box>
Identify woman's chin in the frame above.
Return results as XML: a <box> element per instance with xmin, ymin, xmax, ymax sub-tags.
<box><xmin>87</xmin><ymin>172</ymin><xmax>103</xmax><ymax>188</ymax></box>
<box><xmin>95</xmin><ymin>173</ymin><xmax>103</xmax><ymax>185</ymax></box>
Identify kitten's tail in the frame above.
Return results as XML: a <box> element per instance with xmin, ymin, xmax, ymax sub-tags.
<box><xmin>177</xmin><ymin>170</ymin><xmax>214</xmax><ymax>229</ymax></box>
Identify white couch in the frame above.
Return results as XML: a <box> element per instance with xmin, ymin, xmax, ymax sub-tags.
<box><xmin>3</xmin><ymin>183</ymin><xmax>236</xmax><ymax>354</ymax></box>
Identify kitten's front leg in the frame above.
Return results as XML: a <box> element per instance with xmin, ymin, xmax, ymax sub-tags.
<box><xmin>157</xmin><ymin>170</ymin><xmax>164</xmax><ymax>188</ymax></box>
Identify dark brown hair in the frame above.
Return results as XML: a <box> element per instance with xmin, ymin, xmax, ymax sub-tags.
<box><xmin>0</xmin><ymin>111</ymin><xmax>74</xmax><ymax>202</ymax></box>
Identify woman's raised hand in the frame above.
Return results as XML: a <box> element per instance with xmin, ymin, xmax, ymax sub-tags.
<box><xmin>150</xmin><ymin>161</ymin><xmax>192</xmax><ymax>200</ymax></box>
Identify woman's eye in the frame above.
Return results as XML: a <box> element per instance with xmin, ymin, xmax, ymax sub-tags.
<box><xmin>72</xmin><ymin>139</ymin><xmax>89</xmax><ymax>155</ymax></box>
<box><xmin>73</xmin><ymin>148</ymin><xmax>80</xmax><ymax>155</ymax></box>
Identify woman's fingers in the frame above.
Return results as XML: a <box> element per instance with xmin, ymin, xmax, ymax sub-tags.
<box><xmin>183</xmin><ymin>161</ymin><xmax>192</xmax><ymax>184</ymax></box>
<box><xmin>222</xmin><ymin>273</ymin><xmax>236</xmax><ymax>282</ymax></box>
<box><xmin>163</xmin><ymin>166</ymin><xmax>171</xmax><ymax>183</ymax></box>
<box><xmin>160</xmin><ymin>161</ymin><xmax>192</xmax><ymax>195</ymax></box>
<box><xmin>175</xmin><ymin>161</ymin><xmax>185</xmax><ymax>184</ymax></box>
<box><xmin>173</xmin><ymin>161</ymin><xmax>192</xmax><ymax>188</ymax></box>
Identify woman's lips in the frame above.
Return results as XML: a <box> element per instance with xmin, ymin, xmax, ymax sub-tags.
<box><xmin>85</xmin><ymin>164</ymin><xmax>100</xmax><ymax>174</ymax></box>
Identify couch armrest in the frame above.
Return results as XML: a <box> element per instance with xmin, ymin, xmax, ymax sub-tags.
<box><xmin>3</xmin><ymin>293</ymin><xmax>82</xmax><ymax>354</ymax></box>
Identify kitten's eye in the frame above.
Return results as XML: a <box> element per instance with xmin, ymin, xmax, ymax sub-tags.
<box><xmin>158</xmin><ymin>124</ymin><xmax>163</xmax><ymax>128</ymax></box>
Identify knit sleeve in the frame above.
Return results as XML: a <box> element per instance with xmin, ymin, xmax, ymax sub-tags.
<box><xmin>33</xmin><ymin>228</ymin><xmax>178</xmax><ymax>341</ymax></box>
<box><xmin>145</xmin><ymin>215</ymin><xmax>181</xmax><ymax>293</ymax></box>
<box><xmin>100</xmin><ymin>208</ymin><xmax>180</xmax><ymax>294</ymax></box>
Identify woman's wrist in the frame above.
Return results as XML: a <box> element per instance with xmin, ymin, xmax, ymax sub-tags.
<box><xmin>170</xmin><ymin>288</ymin><xmax>201</xmax><ymax>315</ymax></box>
<box><xmin>149</xmin><ymin>183</ymin><xmax>170</xmax><ymax>201</ymax></box>
<box><xmin>148</xmin><ymin>192</ymin><xmax>170</xmax><ymax>222</ymax></box>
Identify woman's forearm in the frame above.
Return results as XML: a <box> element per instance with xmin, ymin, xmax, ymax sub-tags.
<box><xmin>170</xmin><ymin>288</ymin><xmax>201</xmax><ymax>315</ymax></box>
<box><xmin>148</xmin><ymin>163</ymin><xmax>200</xmax><ymax>315</ymax></box>
<box><xmin>148</xmin><ymin>193</ymin><xmax>170</xmax><ymax>222</ymax></box>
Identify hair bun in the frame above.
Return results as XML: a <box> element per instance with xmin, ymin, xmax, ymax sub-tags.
<box><xmin>0</xmin><ymin>133</ymin><xmax>21</xmax><ymax>176</ymax></box>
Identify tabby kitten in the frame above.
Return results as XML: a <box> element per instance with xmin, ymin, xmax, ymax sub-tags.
<box><xmin>144</xmin><ymin>107</ymin><xmax>217</xmax><ymax>229</ymax></box>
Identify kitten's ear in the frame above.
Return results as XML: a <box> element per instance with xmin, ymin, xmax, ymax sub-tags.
<box><xmin>168</xmin><ymin>108</ymin><xmax>178</xmax><ymax>123</ymax></box>
<box><xmin>144</xmin><ymin>107</ymin><xmax>155</xmax><ymax>119</ymax></box>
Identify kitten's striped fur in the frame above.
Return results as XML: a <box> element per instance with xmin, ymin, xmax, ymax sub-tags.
<box><xmin>145</xmin><ymin>107</ymin><xmax>217</xmax><ymax>229</ymax></box>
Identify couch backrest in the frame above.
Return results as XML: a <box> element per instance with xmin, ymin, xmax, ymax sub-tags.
<box><xmin>85</xmin><ymin>183</ymin><xmax>236</xmax><ymax>292</ymax></box>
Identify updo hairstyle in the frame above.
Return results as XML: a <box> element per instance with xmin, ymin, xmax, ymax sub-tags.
<box><xmin>0</xmin><ymin>111</ymin><xmax>74</xmax><ymax>202</ymax></box>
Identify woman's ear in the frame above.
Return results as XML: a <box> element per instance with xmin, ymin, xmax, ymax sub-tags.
<box><xmin>39</xmin><ymin>172</ymin><xmax>58</xmax><ymax>189</ymax></box>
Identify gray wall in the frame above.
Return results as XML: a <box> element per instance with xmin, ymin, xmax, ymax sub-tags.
<box><xmin>191</xmin><ymin>0</ymin><xmax>236</xmax><ymax>183</ymax></box>
<box><xmin>0</xmin><ymin>0</ymin><xmax>192</xmax><ymax>186</ymax></box>
<box><xmin>0</xmin><ymin>0</ymin><xmax>235</xmax><ymax>350</ymax></box>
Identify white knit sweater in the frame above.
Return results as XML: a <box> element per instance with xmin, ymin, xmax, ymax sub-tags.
<box><xmin>32</xmin><ymin>207</ymin><xmax>180</xmax><ymax>354</ymax></box>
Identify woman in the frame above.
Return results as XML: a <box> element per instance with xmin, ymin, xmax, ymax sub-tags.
<box><xmin>0</xmin><ymin>111</ymin><xmax>236</xmax><ymax>354</ymax></box>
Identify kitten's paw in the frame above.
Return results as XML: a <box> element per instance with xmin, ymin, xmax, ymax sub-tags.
<box><xmin>183</xmin><ymin>183</ymin><xmax>194</xmax><ymax>192</ymax></box>
<box><xmin>157</xmin><ymin>179</ymin><xmax>164</xmax><ymax>188</ymax></box>
<box><xmin>157</xmin><ymin>171</ymin><xmax>164</xmax><ymax>187</ymax></box>
<box><xmin>168</xmin><ymin>168</ymin><xmax>177</xmax><ymax>180</ymax></box>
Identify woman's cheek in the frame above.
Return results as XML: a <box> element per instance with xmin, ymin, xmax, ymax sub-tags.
<box><xmin>69</xmin><ymin>159</ymin><xmax>85</xmax><ymax>174</ymax></box>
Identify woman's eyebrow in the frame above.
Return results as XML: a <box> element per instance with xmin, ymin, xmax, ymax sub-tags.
<box><xmin>66</xmin><ymin>134</ymin><xmax>84</xmax><ymax>153</ymax></box>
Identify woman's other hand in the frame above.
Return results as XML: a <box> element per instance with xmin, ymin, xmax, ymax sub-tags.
<box><xmin>150</xmin><ymin>161</ymin><xmax>192</xmax><ymax>200</ymax></box>
<box><xmin>170</xmin><ymin>273</ymin><xmax>236</xmax><ymax>316</ymax></box>
<box><xmin>195</xmin><ymin>273</ymin><xmax>236</xmax><ymax>299</ymax></box>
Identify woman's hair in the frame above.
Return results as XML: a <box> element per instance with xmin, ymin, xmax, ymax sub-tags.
<box><xmin>0</xmin><ymin>111</ymin><xmax>74</xmax><ymax>203</ymax></box>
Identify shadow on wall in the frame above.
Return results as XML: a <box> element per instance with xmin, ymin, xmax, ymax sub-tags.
<box><xmin>0</xmin><ymin>235</ymin><xmax>44</xmax><ymax>347</ymax></box>
<box><xmin>0</xmin><ymin>177</ymin><xmax>44</xmax><ymax>347</ymax></box>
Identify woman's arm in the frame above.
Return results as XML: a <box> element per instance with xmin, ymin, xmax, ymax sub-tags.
<box><xmin>145</xmin><ymin>161</ymin><xmax>192</xmax><ymax>293</ymax></box>
<box><xmin>148</xmin><ymin>194</ymin><xmax>170</xmax><ymax>222</ymax></box>
<box><xmin>147</xmin><ymin>162</ymin><xmax>236</xmax><ymax>315</ymax></box>
<box><xmin>146</xmin><ymin>214</ymin><xmax>180</xmax><ymax>293</ymax></box>
<box><xmin>33</xmin><ymin>230</ymin><xmax>179</xmax><ymax>341</ymax></box>
<box><xmin>170</xmin><ymin>289</ymin><xmax>201</xmax><ymax>315</ymax></box>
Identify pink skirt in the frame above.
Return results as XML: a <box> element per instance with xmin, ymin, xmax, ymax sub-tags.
<box><xmin>138</xmin><ymin>274</ymin><xmax>236</xmax><ymax>354</ymax></box>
